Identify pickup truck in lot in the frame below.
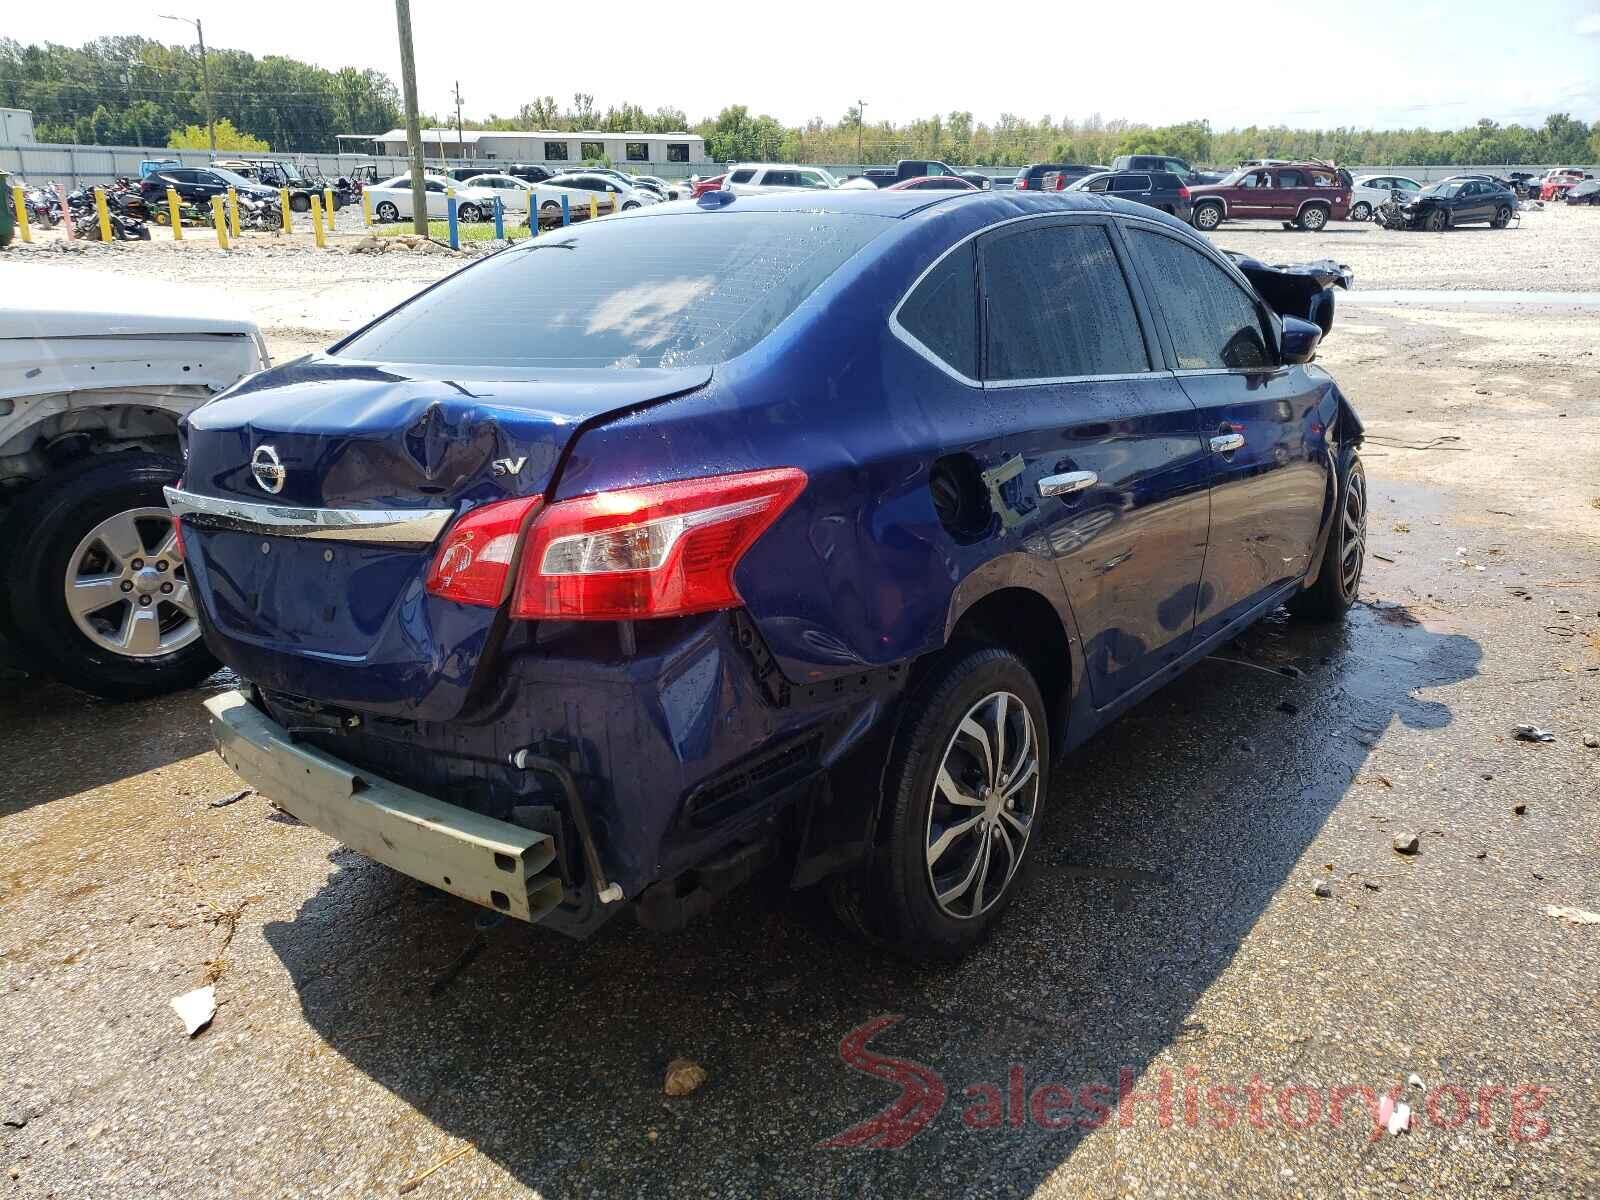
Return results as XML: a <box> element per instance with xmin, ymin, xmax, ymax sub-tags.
<box><xmin>859</xmin><ymin>159</ymin><xmax>991</xmax><ymax>190</ymax></box>
<box><xmin>1188</xmin><ymin>162</ymin><xmax>1352</xmax><ymax>231</ymax></box>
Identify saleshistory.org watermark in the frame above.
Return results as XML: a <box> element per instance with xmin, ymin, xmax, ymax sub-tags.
<box><xmin>818</xmin><ymin>1016</ymin><xmax>1554</xmax><ymax>1150</ymax></box>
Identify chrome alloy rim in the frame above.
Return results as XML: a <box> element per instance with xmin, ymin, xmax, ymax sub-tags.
<box><xmin>1341</xmin><ymin>465</ymin><xmax>1367</xmax><ymax>595</ymax></box>
<box><xmin>924</xmin><ymin>690</ymin><xmax>1041</xmax><ymax>919</ymax></box>
<box><xmin>63</xmin><ymin>507</ymin><xmax>199</xmax><ymax>658</ymax></box>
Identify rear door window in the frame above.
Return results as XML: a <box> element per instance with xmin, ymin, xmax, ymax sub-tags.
<box><xmin>1124</xmin><ymin>228</ymin><xmax>1271</xmax><ymax>370</ymax></box>
<box><xmin>896</xmin><ymin>243</ymin><xmax>978</xmax><ymax>379</ymax></box>
<box><xmin>981</xmin><ymin>222</ymin><xmax>1150</xmax><ymax>381</ymax></box>
<box><xmin>1110</xmin><ymin>175</ymin><xmax>1150</xmax><ymax>192</ymax></box>
<box><xmin>729</xmin><ymin>169</ymin><xmax>756</xmax><ymax>184</ymax></box>
<box><xmin>337</xmin><ymin>212</ymin><xmax>890</xmax><ymax>371</ymax></box>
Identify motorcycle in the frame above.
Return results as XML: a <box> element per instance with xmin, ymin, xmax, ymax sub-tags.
<box><xmin>1373</xmin><ymin>187</ymin><xmax>1411</xmax><ymax>231</ymax></box>
<box><xmin>237</xmin><ymin>192</ymin><xmax>283</xmax><ymax>231</ymax></box>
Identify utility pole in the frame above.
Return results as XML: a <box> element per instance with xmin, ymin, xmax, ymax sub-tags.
<box><xmin>453</xmin><ymin>81</ymin><xmax>465</xmax><ymax>163</ymax></box>
<box><xmin>856</xmin><ymin>98</ymin><xmax>867</xmax><ymax>166</ymax></box>
<box><xmin>393</xmin><ymin>0</ymin><xmax>429</xmax><ymax>236</ymax></box>
<box><xmin>160</xmin><ymin>15</ymin><xmax>215</xmax><ymax>155</ymax></box>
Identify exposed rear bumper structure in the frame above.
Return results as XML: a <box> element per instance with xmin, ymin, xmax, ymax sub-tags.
<box><xmin>204</xmin><ymin>690</ymin><xmax>564</xmax><ymax>924</ymax></box>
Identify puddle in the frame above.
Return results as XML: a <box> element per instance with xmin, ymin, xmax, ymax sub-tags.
<box><xmin>1343</xmin><ymin>290</ymin><xmax>1600</xmax><ymax>310</ymax></box>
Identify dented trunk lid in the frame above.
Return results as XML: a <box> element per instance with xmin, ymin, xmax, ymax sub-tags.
<box><xmin>177</xmin><ymin>356</ymin><xmax>709</xmax><ymax>719</ymax></box>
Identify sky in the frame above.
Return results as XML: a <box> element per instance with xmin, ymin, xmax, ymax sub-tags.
<box><xmin>7</xmin><ymin>0</ymin><xmax>1599</xmax><ymax>131</ymax></box>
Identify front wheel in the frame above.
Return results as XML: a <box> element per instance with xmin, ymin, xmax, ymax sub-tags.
<box><xmin>833</xmin><ymin>646</ymin><xmax>1048</xmax><ymax>960</ymax></box>
<box><xmin>1</xmin><ymin>453</ymin><xmax>219</xmax><ymax>700</ymax></box>
<box><xmin>375</xmin><ymin>201</ymin><xmax>398</xmax><ymax>222</ymax></box>
<box><xmin>1192</xmin><ymin>202</ymin><xmax>1222</xmax><ymax>231</ymax></box>
<box><xmin>1288</xmin><ymin>450</ymin><xmax>1366</xmax><ymax>621</ymax></box>
<box><xmin>1425</xmin><ymin>208</ymin><xmax>1448</xmax><ymax>232</ymax></box>
<box><xmin>290</xmin><ymin>193</ymin><xmax>311</xmax><ymax>213</ymax></box>
<box><xmin>457</xmin><ymin>203</ymin><xmax>481</xmax><ymax>222</ymax></box>
<box><xmin>1349</xmin><ymin>201</ymin><xmax>1372</xmax><ymax>221</ymax></box>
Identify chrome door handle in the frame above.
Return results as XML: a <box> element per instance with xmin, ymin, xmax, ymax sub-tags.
<box><xmin>1038</xmin><ymin>471</ymin><xmax>1098</xmax><ymax>498</ymax></box>
<box><xmin>1210</xmin><ymin>433</ymin><xmax>1245</xmax><ymax>454</ymax></box>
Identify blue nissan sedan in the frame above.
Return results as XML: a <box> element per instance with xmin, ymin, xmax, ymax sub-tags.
<box><xmin>167</xmin><ymin>188</ymin><xmax>1363</xmax><ymax>959</ymax></box>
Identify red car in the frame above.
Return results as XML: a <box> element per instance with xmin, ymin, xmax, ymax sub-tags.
<box><xmin>690</xmin><ymin>173</ymin><xmax>727</xmax><ymax>198</ymax></box>
<box><xmin>1539</xmin><ymin>169</ymin><xmax>1590</xmax><ymax>201</ymax></box>
<box><xmin>1187</xmin><ymin>162</ymin><xmax>1351</xmax><ymax>231</ymax></box>
<box><xmin>885</xmin><ymin>175</ymin><xmax>978</xmax><ymax>192</ymax></box>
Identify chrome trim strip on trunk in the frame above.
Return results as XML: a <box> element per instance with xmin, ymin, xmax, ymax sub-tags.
<box><xmin>163</xmin><ymin>486</ymin><xmax>453</xmax><ymax>546</ymax></box>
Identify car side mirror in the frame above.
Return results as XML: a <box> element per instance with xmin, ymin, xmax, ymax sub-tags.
<box><xmin>1280</xmin><ymin>316</ymin><xmax>1322</xmax><ymax>365</ymax></box>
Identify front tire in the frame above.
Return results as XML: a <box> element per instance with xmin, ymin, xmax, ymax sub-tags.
<box><xmin>1</xmin><ymin>453</ymin><xmax>218</xmax><ymax>701</ymax></box>
<box><xmin>1192</xmin><ymin>202</ymin><xmax>1223</xmax><ymax>231</ymax></box>
<box><xmin>290</xmin><ymin>193</ymin><xmax>311</xmax><ymax>213</ymax></box>
<box><xmin>835</xmin><ymin>647</ymin><xmax>1048</xmax><ymax>960</ymax></box>
<box><xmin>1425</xmin><ymin>208</ymin><xmax>1448</xmax><ymax>232</ymax></box>
<box><xmin>1288</xmin><ymin>450</ymin><xmax>1366</xmax><ymax>621</ymax></box>
<box><xmin>457</xmin><ymin>203</ymin><xmax>481</xmax><ymax>222</ymax></box>
<box><xmin>1349</xmin><ymin>201</ymin><xmax>1372</xmax><ymax>221</ymax></box>
<box><xmin>375</xmin><ymin>201</ymin><xmax>398</xmax><ymax>222</ymax></box>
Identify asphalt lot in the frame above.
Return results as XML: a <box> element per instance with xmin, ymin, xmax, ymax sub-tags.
<box><xmin>2</xmin><ymin>208</ymin><xmax>1599</xmax><ymax>1198</ymax></box>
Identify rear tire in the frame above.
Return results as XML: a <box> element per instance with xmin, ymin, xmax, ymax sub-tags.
<box><xmin>1297</xmin><ymin>204</ymin><xmax>1329</xmax><ymax>231</ymax></box>
<box><xmin>290</xmin><ymin>193</ymin><xmax>311</xmax><ymax>213</ymax></box>
<box><xmin>832</xmin><ymin>646</ymin><xmax>1048</xmax><ymax>960</ymax></box>
<box><xmin>2</xmin><ymin>453</ymin><xmax>218</xmax><ymax>701</ymax></box>
<box><xmin>1349</xmin><ymin>201</ymin><xmax>1372</xmax><ymax>221</ymax></box>
<box><xmin>1491</xmin><ymin>205</ymin><xmax>1512</xmax><ymax>228</ymax></box>
<box><xmin>1288</xmin><ymin>450</ymin><xmax>1366</xmax><ymax>621</ymax></box>
<box><xmin>1193</xmin><ymin>202</ymin><xmax>1223</xmax><ymax>231</ymax></box>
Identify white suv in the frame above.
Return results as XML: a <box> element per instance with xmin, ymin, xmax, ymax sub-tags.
<box><xmin>721</xmin><ymin>164</ymin><xmax>839</xmax><ymax>195</ymax></box>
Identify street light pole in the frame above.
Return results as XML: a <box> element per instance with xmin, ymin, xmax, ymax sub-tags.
<box><xmin>159</xmin><ymin>15</ymin><xmax>215</xmax><ymax>155</ymax></box>
<box><xmin>393</xmin><ymin>0</ymin><xmax>430</xmax><ymax>236</ymax></box>
<box><xmin>856</xmin><ymin>98</ymin><xmax>867</xmax><ymax>167</ymax></box>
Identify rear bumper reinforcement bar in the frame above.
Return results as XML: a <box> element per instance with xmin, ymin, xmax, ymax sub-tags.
<box><xmin>204</xmin><ymin>689</ymin><xmax>562</xmax><ymax>923</ymax></box>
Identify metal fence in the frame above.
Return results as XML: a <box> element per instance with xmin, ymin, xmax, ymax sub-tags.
<box><xmin>2</xmin><ymin>140</ymin><xmax>1594</xmax><ymax>190</ymax></box>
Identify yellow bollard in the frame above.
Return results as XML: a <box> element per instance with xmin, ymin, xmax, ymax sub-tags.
<box><xmin>211</xmin><ymin>196</ymin><xmax>230</xmax><ymax>250</ymax></box>
<box><xmin>227</xmin><ymin>186</ymin><xmax>240</xmax><ymax>238</ymax></box>
<box><xmin>12</xmin><ymin>185</ymin><xmax>32</xmax><ymax>242</ymax></box>
<box><xmin>310</xmin><ymin>195</ymin><xmax>327</xmax><ymax>248</ymax></box>
<box><xmin>280</xmin><ymin>187</ymin><xmax>293</xmax><ymax>233</ymax></box>
<box><xmin>166</xmin><ymin>186</ymin><xmax>183</xmax><ymax>240</ymax></box>
<box><xmin>362</xmin><ymin>189</ymin><xmax>372</xmax><ymax>226</ymax></box>
<box><xmin>94</xmin><ymin>186</ymin><xmax>113</xmax><ymax>243</ymax></box>
<box><xmin>589</xmin><ymin>194</ymin><xmax>598</xmax><ymax>220</ymax></box>
<box><xmin>324</xmin><ymin>187</ymin><xmax>336</xmax><ymax>232</ymax></box>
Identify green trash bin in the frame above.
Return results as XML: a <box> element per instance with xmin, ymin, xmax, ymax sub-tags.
<box><xmin>0</xmin><ymin>170</ymin><xmax>13</xmax><ymax>248</ymax></box>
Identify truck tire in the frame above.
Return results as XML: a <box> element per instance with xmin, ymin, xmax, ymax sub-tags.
<box><xmin>1288</xmin><ymin>450</ymin><xmax>1366</xmax><ymax>621</ymax></box>
<box><xmin>1192</xmin><ymin>202</ymin><xmax>1223</xmax><ymax>231</ymax></box>
<box><xmin>1297</xmin><ymin>203</ymin><xmax>1329</xmax><ymax>231</ymax></box>
<box><xmin>834</xmin><ymin>646</ymin><xmax>1048</xmax><ymax>960</ymax></box>
<box><xmin>3</xmin><ymin>452</ymin><xmax>218</xmax><ymax>701</ymax></box>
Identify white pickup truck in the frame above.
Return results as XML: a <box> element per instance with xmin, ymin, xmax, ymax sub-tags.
<box><xmin>0</xmin><ymin>265</ymin><xmax>269</xmax><ymax>699</ymax></box>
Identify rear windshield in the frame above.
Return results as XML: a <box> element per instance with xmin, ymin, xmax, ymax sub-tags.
<box><xmin>336</xmin><ymin>211</ymin><xmax>890</xmax><ymax>371</ymax></box>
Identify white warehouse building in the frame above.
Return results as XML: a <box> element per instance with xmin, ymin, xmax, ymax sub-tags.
<box><xmin>369</xmin><ymin>128</ymin><xmax>707</xmax><ymax>169</ymax></box>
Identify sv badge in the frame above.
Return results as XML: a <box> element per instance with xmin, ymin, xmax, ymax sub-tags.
<box><xmin>491</xmin><ymin>456</ymin><xmax>528</xmax><ymax>477</ymax></box>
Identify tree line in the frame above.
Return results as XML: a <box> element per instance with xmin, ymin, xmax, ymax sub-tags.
<box><xmin>3</xmin><ymin>38</ymin><xmax>1597</xmax><ymax>167</ymax></box>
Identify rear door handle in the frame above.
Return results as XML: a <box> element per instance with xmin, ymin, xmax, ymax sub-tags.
<box><xmin>1038</xmin><ymin>471</ymin><xmax>1098</xmax><ymax>497</ymax></box>
<box><xmin>1210</xmin><ymin>434</ymin><xmax>1245</xmax><ymax>454</ymax></box>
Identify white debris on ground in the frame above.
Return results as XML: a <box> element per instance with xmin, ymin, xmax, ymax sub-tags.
<box><xmin>169</xmin><ymin>985</ymin><xmax>216</xmax><ymax>1037</ymax></box>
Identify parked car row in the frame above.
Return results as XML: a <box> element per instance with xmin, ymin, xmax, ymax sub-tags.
<box><xmin>364</xmin><ymin>170</ymin><xmax>661</xmax><ymax>222</ymax></box>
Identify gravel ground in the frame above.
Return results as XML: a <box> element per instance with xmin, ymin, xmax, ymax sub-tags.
<box><xmin>2</xmin><ymin>204</ymin><xmax>1598</xmax><ymax>1199</ymax></box>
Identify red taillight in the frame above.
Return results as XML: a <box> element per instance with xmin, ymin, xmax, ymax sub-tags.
<box><xmin>510</xmin><ymin>468</ymin><xmax>806</xmax><ymax>621</ymax></box>
<box><xmin>425</xmin><ymin>495</ymin><xmax>543</xmax><ymax>607</ymax></box>
<box><xmin>1178</xmin><ymin>185</ymin><xmax>1191</xmax><ymax>200</ymax></box>
<box><xmin>1016</xmin><ymin>177</ymin><xmax>1028</xmax><ymax>190</ymax></box>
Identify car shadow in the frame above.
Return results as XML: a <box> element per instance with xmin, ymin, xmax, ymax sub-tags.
<box><xmin>0</xmin><ymin>666</ymin><xmax>239</xmax><ymax>814</ymax></box>
<box><xmin>261</xmin><ymin>605</ymin><xmax>1479</xmax><ymax>1195</ymax></box>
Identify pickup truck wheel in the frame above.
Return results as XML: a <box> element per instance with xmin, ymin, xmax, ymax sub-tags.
<box><xmin>1192</xmin><ymin>202</ymin><xmax>1223</xmax><ymax>231</ymax></box>
<box><xmin>375</xmin><ymin>201</ymin><xmax>398</xmax><ymax>222</ymax></box>
<box><xmin>1288</xmin><ymin>450</ymin><xmax>1366</xmax><ymax>621</ymax></box>
<box><xmin>2</xmin><ymin>453</ymin><xmax>218</xmax><ymax>701</ymax></box>
<box><xmin>1349</xmin><ymin>201</ymin><xmax>1372</xmax><ymax>221</ymax></box>
<box><xmin>1297</xmin><ymin>204</ymin><xmax>1329</xmax><ymax>231</ymax></box>
<box><xmin>838</xmin><ymin>646</ymin><xmax>1048</xmax><ymax>960</ymax></box>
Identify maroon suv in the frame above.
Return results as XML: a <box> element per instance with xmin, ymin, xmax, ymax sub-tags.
<box><xmin>1188</xmin><ymin>162</ymin><xmax>1351</xmax><ymax>232</ymax></box>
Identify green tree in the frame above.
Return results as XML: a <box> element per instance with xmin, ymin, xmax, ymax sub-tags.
<box><xmin>167</xmin><ymin>118</ymin><xmax>268</xmax><ymax>151</ymax></box>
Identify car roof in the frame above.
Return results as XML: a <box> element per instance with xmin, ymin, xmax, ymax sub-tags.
<box><xmin>621</xmin><ymin>187</ymin><xmax>1144</xmax><ymax>224</ymax></box>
